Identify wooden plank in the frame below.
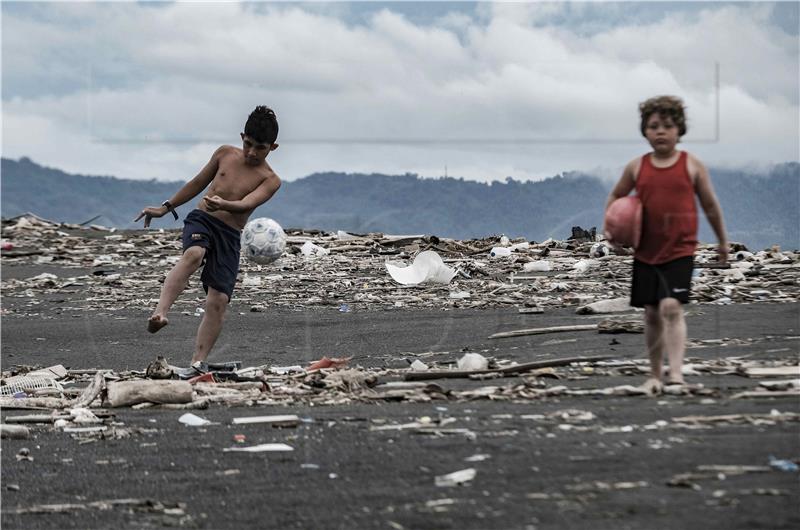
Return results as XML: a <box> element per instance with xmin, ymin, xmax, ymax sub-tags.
<box><xmin>489</xmin><ymin>324</ymin><xmax>597</xmax><ymax>340</ymax></box>
<box><xmin>404</xmin><ymin>354</ymin><xmax>615</xmax><ymax>381</ymax></box>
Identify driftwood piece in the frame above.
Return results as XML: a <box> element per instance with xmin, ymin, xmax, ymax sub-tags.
<box><xmin>738</xmin><ymin>366</ymin><xmax>800</xmax><ymax>378</ymax></box>
<box><xmin>72</xmin><ymin>371</ymin><xmax>106</xmax><ymax>408</ymax></box>
<box><xmin>132</xmin><ymin>398</ymin><xmax>212</xmax><ymax>410</ymax></box>
<box><xmin>730</xmin><ymin>389</ymin><xmax>800</xmax><ymax>400</ymax></box>
<box><xmin>0</xmin><ymin>397</ymin><xmax>70</xmax><ymax>409</ymax></box>
<box><xmin>404</xmin><ymin>354</ymin><xmax>615</xmax><ymax>381</ymax></box>
<box><xmin>672</xmin><ymin>412</ymin><xmax>800</xmax><ymax>424</ymax></box>
<box><xmin>106</xmin><ymin>380</ymin><xmax>193</xmax><ymax>408</ymax></box>
<box><xmin>4</xmin><ymin>414</ymin><xmax>60</xmax><ymax>424</ymax></box>
<box><xmin>0</xmin><ymin>424</ymin><xmax>31</xmax><ymax>438</ymax></box>
<box><xmin>597</xmin><ymin>319</ymin><xmax>645</xmax><ymax>334</ymax></box>
<box><xmin>489</xmin><ymin>324</ymin><xmax>598</xmax><ymax>340</ymax></box>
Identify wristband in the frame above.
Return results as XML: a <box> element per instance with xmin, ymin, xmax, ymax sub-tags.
<box><xmin>161</xmin><ymin>200</ymin><xmax>179</xmax><ymax>220</ymax></box>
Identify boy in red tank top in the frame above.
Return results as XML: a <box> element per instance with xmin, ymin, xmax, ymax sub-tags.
<box><xmin>606</xmin><ymin>96</ymin><xmax>729</xmax><ymax>394</ymax></box>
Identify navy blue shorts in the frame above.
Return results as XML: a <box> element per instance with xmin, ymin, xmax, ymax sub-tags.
<box><xmin>630</xmin><ymin>256</ymin><xmax>694</xmax><ymax>308</ymax></box>
<box><xmin>181</xmin><ymin>210</ymin><xmax>241</xmax><ymax>301</ymax></box>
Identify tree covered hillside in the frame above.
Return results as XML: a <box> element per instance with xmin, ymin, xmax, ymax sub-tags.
<box><xmin>2</xmin><ymin>157</ymin><xmax>797</xmax><ymax>251</ymax></box>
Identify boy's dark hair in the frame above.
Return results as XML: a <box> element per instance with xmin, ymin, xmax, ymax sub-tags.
<box><xmin>244</xmin><ymin>106</ymin><xmax>279</xmax><ymax>144</ymax></box>
<box><xmin>639</xmin><ymin>96</ymin><xmax>687</xmax><ymax>137</ymax></box>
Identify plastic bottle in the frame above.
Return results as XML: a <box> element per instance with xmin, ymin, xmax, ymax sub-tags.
<box><xmin>489</xmin><ymin>247</ymin><xmax>512</xmax><ymax>258</ymax></box>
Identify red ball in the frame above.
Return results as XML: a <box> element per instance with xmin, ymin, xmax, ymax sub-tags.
<box><xmin>604</xmin><ymin>196</ymin><xmax>642</xmax><ymax>248</ymax></box>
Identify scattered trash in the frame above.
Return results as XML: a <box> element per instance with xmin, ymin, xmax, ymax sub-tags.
<box><xmin>769</xmin><ymin>456</ymin><xmax>799</xmax><ymax>472</ymax></box>
<box><xmin>575</xmin><ymin>297</ymin><xmax>634</xmax><ymax>315</ymax></box>
<box><xmin>338</xmin><ymin>303</ymin><xmax>351</xmax><ymax>313</ymax></box>
<box><xmin>0</xmin><ymin>375</ymin><xmax>63</xmax><ymax>397</ymax></box>
<box><xmin>307</xmin><ymin>356</ymin><xmax>351</xmax><ymax>371</ymax></box>
<box><xmin>386</xmin><ymin>251</ymin><xmax>456</xmax><ymax>285</ymax></box>
<box><xmin>573</xmin><ymin>259</ymin><xmax>599</xmax><ymax>274</ymax></box>
<box><xmin>178</xmin><ymin>413</ymin><xmax>212</xmax><ymax>427</ymax></box>
<box><xmin>300</xmin><ymin>241</ymin><xmax>330</xmax><ymax>258</ymax></box>
<box><xmin>489</xmin><ymin>247</ymin><xmax>511</xmax><ymax>258</ymax></box>
<box><xmin>145</xmin><ymin>356</ymin><xmax>173</xmax><ymax>379</ymax></box>
<box><xmin>457</xmin><ymin>353</ymin><xmax>489</xmax><ymax>372</ymax></box>
<box><xmin>410</xmin><ymin>360</ymin><xmax>429</xmax><ymax>371</ymax></box>
<box><xmin>231</xmin><ymin>415</ymin><xmax>300</xmax><ymax>427</ymax></box>
<box><xmin>1</xmin><ymin>215</ymin><xmax>796</xmax><ymax>314</ymax></box>
<box><xmin>435</xmin><ymin>468</ymin><xmax>476</xmax><ymax>487</ymax></box>
<box><xmin>223</xmin><ymin>443</ymin><xmax>294</xmax><ymax>453</ymax></box>
<box><xmin>523</xmin><ymin>260</ymin><xmax>551</xmax><ymax>272</ymax></box>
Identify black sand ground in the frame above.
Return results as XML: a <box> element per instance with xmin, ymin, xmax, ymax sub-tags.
<box><xmin>1</xmin><ymin>277</ymin><xmax>799</xmax><ymax>529</ymax></box>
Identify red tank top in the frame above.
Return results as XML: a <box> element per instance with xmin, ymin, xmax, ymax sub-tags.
<box><xmin>634</xmin><ymin>151</ymin><xmax>698</xmax><ymax>264</ymax></box>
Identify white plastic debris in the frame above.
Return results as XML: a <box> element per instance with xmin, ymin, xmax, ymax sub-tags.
<box><xmin>435</xmin><ymin>468</ymin><xmax>477</xmax><ymax>487</ymax></box>
<box><xmin>70</xmin><ymin>408</ymin><xmax>102</xmax><ymax>424</ymax></box>
<box><xmin>223</xmin><ymin>443</ymin><xmax>294</xmax><ymax>453</ymax></box>
<box><xmin>410</xmin><ymin>360</ymin><xmax>429</xmax><ymax>371</ymax></box>
<box><xmin>573</xmin><ymin>259</ymin><xmax>599</xmax><ymax>273</ymax></box>
<box><xmin>576</xmin><ymin>297</ymin><xmax>635</xmax><ymax>315</ymax></box>
<box><xmin>457</xmin><ymin>353</ymin><xmax>489</xmax><ymax>371</ymax></box>
<box><xmin>523</xmin><ymin>261</ymin><xmax>551</xmax><ymax>272</ymax></box>
<box><xmin>386</xmin><ymin>251</ymin><xmax>456</xmax><ymax>285</ymax></box>
<box><xmin>489</xmin><ymin>247</ymin><xmax>512</xmax><ymax>258</ymax></box>
<box><xmin>449</xmin><ymin>290</ymin><xmax>471</xmax><ymax>299</ymax></box>
<box><xmin>242</xmin><ymin>275</ymin><xmax>262</xmax><ymax>287</ymax></box>
<box><xmin>336</xmin><ymin>230</ymin><xmax>358</xmax><ymax>240</ymax></box>
<box><xmin>232</xmin><ymin>415</ymin><xmax>300</xmax><ymax>426</ymax></box>
<box><xmin>300</xmin><ymin>241</ymin><xmax>330</xmax><ymax>258</ymax></box>
<box><xmin>179</xmin><ymin>413</ymin><xmax>212</xmax><ymax>427</ymax></box>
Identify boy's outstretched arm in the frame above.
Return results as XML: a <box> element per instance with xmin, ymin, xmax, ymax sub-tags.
<box><xmin>134</xmin><ymin>146</ymin><xmax>226</xmax><ymax>227</ymax></box>
<box><xmin>693</xmin><ymin>157</ymin><xmax>729</xmax><ymax>263</ymax></box>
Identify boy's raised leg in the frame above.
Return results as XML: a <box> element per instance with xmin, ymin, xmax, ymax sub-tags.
<box><xmin>659</xmin><ymin>297</ymin><xmax>687</xmax><ymax>385</ymax></box>
<box><xmin>148</xmin><ymin>246</ymin><xmax>206</xmax><ymax>333</ymax></box>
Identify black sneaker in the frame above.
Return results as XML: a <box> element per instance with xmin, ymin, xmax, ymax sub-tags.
<box><xmin>175</xmin><ymin>361</ymin><xmax>208</xmax><ymax>380</ymax></box>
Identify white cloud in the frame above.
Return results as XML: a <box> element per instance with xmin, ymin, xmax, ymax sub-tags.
<box><xmin>1</xmin><ymin>2</ymin><xmax>797</xmax><ymax>184</ymax></box>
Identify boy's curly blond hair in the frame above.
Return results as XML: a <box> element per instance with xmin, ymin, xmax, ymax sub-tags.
<box><xmin>639</xmin><ymin>96</ymin><xmax>687</xmax><ymax>137</ymax></box>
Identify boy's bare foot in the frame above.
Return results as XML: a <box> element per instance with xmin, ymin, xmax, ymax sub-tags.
<box><xmin>640</xmin><ymin>377</ymin><xmax>663</xmax><ymax>396</ymax></box>
<box><xmin>147</xmin><ymin>315</ymin><xmax>169</xmax><ymax>333</ymax></box>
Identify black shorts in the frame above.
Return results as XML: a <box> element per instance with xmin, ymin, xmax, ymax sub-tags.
<box><xmin>630</xmin><ymin>256</ymin><xmax>693</xmax><ymax>308</ymax></box>
<box><xmin>181</xmin><ymin>210</ymin><xmax>241</xmax><ymax>301</ymax></box>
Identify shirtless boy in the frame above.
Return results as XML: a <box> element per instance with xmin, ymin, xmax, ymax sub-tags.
<box><xmin>606</xmin><ymin>96</ymin><xmax>728</xmax><ymax>394</ymax></box>
<box><xmin>135</xmin><ymin>106</ymin><xmax>281</xmax><ymax>375</ymax></box>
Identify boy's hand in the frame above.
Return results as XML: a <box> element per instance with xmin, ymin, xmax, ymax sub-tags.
<box><xmin>202</xmin><ymin>195</ymin><xmax>227</xmax><ymax>212</ymax></box>
<box><xmin>134</xmin><ymin>206</ymin><xmax>168</xmax><ymax>228</ymax></box>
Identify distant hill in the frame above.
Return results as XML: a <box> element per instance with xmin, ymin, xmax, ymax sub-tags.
<box><xmin>2</xmin><ymin>157</ymin><xmax>798</xmax><ymax>251</ymax></box>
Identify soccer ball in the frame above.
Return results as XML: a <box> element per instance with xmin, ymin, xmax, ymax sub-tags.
<box><xmin>241</xmin><ymin>218</ymin><xmax>286</xmax><ymax>264</ymax></box>
<box><xmin>589</xmin><ymin>242</ymin><xmax>610</xmax><ymax>258</ymax></box>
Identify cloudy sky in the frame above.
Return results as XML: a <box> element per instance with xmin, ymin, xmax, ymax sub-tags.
<box><xmin>2</xmin><ymin>1</ymin><xmax>798</xmax><ymax>183</ymax></box>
